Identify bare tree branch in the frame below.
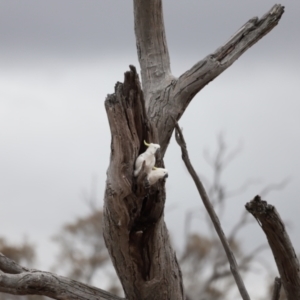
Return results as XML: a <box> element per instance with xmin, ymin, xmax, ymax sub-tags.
<box><xmin>259</xmin><ymin>177</ymin><xmax>290</xmax><ymax>197</ymax></box>
<box><xmin>0</xmin><ymin>252</ymin><xmax>124</xmax><ymax>300</ymax></box>
<box><xmin>173</xmin><ymin>5</ymin><xmax>285</xmax><ymax>110</ymax></box>
<box><xmin>204</xmin><ymin>243</ymin><xmax>267</xmax><ymax>289</ymax></box>
<box><xmin>203</xmin><ymin>134</ymin><xmax>243</xmax><ymax>172</ymax></box>
<box><xmin>174</xmin><ymin>123</ymin><xmax>250</xmax><ymax>300</ymax></box>
<box><xmin>227</xmin><ymin>179</ymin><xmax>261</xmax><ymax>198</ymax></box>
<box><xmin>271</xmin><ymin>277</ymin><xmax>282</xmax><ymax>300</ymax></box>
<box><xmin>0</xmin><ymin>253</ymin><xmax>29</xmax><ymax>274</ymax></box>
<box><xmin>228</xmin><ymin>211</ymin><xmax>253</xmax><ymax>241</ymax></box>
<box><xmin>246</xmin><ymin>196</ymin><xmax>300</xmax><ymax>300</ymax></box>
<box><xmin>0</xmin><ymin>271</ymin><xmax>125</xmax><ymax>300</ymax></box>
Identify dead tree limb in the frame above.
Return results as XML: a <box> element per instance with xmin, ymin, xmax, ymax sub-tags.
<box><xmin>174</xmin><ymin>123</ymin><xmax>250</xmax><ymax>300</ymax></box>
<box><xmin>246</xmin><ymin>196</ymin><xmax>300</xmax><ymax>300</ymax></box>
<box><xmin>0</xmin><ymin>253</ymin><xmax>124</xmax><ymax>300</ymax></box>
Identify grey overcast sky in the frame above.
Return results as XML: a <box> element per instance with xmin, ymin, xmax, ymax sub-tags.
<box><xmin>0</xmin><ymin>1</ymin><xmax>299</xmax><ymax>298</ymax></box>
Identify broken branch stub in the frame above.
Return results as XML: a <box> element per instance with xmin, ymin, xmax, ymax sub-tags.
<box><xmin>246</xmin><ymin>195</ymin><xmax>300</xmax><ymax>300</ymax></box>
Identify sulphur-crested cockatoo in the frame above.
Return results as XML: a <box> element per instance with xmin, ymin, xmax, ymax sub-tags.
<box><xmin>134</xmin><ymin>140</ymin><xmax>160</xmax><ymax>176</ymax></box>
<box><xmin>147</xmin><ymin>167</ymin><xmax>168</xmax><ymax>185</ymax></box>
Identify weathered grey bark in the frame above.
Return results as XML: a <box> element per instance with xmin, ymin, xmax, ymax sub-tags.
<box><xmin>104</xmin><ymin>2</ymin><xmax>284</xmax><ymax>300</ymax></box>
<box><xmin>102</xmin><ymin>2</ymin><xmax>284</xmax><ymax>299</ymax></box>
<box><xmin>174</xmin><ymin>123</ymin><xmax>250</xmax><ymax>300</ymax></box>
<box><xmin>0</xmin><ymin>253</ymin><xmax>124</xmax><ymax>300</ymax></box>
<box><xmin>246</xmin><ymin>196</ymin><xmax>300</xmax><ymax>300</ymax></box>
<box><xmin>134</xmin><ymin>2</ymin><xmax>284</xmax><ymax>155</ymax></box>
<box><xmin>134</xmin><ymin>0</ymin><xmax>174</xmax><ymax>99</ymax></box>
<box><xmin>103</xmin><ymin>66</ymin><xmax>184</xmax><ymax>300</ymax></box>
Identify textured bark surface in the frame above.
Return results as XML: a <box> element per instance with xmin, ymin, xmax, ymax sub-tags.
<box><xmin>104</xmin><ymin>3</ymin><xmax>284</xmax><ymax>299</ymax></box>
<box><xmin>134</xmin><ymin>0</ymin><xmax>173</xmax><ymax>99</ymax></box>
<box><xmin>103</xmin><ymin>66</ymin><xmax>184</xmax><ymax>300</ymax></box>
<box><xmin>0</xmin><ymin>253</ymin><xmax>124</xmax><ymax>300</ymax></box>
<box><xmin>138</xmin><ymin>3</ymin><xmax>285</xmax><ymax>155</ymax></box>
<box><xmin>246</xmin><ymin>196</ymin><xmax>300</xmax><ymax>300</ymax></box>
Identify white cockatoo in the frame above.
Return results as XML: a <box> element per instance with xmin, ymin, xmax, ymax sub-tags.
<box><xmin>147</xmin><ymin>167</ymin><xmax>168</xmax><ymax>185</ymax></box>
<box><xmin>134</xmin><ymin>140</ymin><xmax>160</xmax><ymax>176</ymax></box>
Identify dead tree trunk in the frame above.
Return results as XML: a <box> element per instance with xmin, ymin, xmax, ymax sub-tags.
<box><xmin>103</xmin><ymin>2</ymin><xmax>284</xmax><ymax>300</ymax></box>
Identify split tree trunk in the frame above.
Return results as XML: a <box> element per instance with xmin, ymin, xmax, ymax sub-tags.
<box><xmin>103</xmin><ymin>66</ymin><xmax>184</xmax><ymax>300</ymax></box>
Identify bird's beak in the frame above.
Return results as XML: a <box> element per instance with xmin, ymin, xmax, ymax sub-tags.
<box><xmin>164</xmin><ymin>174</ymin><xmax>168</xmax><ymax>179</ymax></box>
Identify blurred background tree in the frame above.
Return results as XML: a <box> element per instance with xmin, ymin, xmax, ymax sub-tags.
<box><xmin>52</xmin><ymin>208</ymin><xmax>122</xmax><ymax>296</ymax></box>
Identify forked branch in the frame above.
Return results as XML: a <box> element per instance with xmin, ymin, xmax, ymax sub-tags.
<box><xmin>173</xmin><ymin>5</ymin><xmax>285</xmax><ymax>110</ymax></box>
<box><xmin>174</xmin><ymin>123</ymin><xmax>250</xmax><ymax>300</ymax></box>
<box><xmin>146</xmin><ymin>4</ymin><xmax>284</xmax><ymax>156</ymax></box>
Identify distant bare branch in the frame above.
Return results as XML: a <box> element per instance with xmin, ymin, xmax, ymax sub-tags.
<box><xmin>227</xmin><ymin>178</ymin><xmax>262</xmax><ymax>198</ymax></box>
<box><xmin>259</xmin><ymin>177</ymin><xmax>290</xmax><ymax>197</ymax></box>
<box><xmin>174</xmin><ymin>123</ymin><xmax>250</xmax><ymax>300</ymax></box>
<box><xmin>238</xmin><ymin>244</ymin><xmax>267</xmax><ymax>269</ymax></box>
<box><xmin>203</xmin><ymin>133</ymin><xmax>242</xmax><ymax>171</ymax></box>
<box><xmin>228</xmin><ymin>211</ymin><xmax>253</xmax><ymax>241</ymax></box>
<box><xmin>207</xmin><ymin>133</ymin><xmax>243</xmax><ymax>171</ymax></box>
<box><xmin>206</xmin><ymin>243</ymin><xmax>267</xmax><ymax>286</ymax></box>
<box><xmin>222</xmin><ymin>140</ymin><xmax>243</xmax><ymax>170</ymax></box>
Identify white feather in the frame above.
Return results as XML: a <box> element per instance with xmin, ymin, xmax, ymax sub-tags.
<box><xmin>134</xmin><ymin>143</ymin><xmax>160</xmax><ymax>176</ymax></box>
<box><xmin>147</xmin><ymin>168</ymin><xmax>168</xmax><ymax>185</ymax></box>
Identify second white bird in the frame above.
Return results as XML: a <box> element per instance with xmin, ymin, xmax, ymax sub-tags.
<box><xmin>147</xmin><ymin>167</ymin><xmax>168</xmax><ymax>185</ymax></box>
